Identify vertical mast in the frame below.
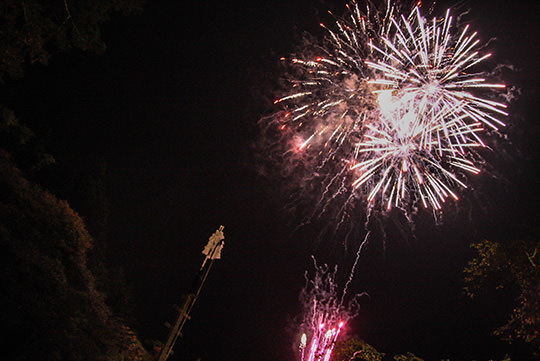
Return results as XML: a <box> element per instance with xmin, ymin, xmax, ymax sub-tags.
<box><xmin>157</xmin><ymin>226</ymin><xmax>225</xmax><ymax>361</ymax></box>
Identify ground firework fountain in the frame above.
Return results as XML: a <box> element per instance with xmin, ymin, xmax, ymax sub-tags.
<box><xmin>298</xmin><ymin>234</ymin><xmax>369</xmax><ymax>361</ymax></box>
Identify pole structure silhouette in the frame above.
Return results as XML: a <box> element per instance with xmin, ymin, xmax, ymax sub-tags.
<box><xmin>157</xmin><ymin>226</ymin><xmax>225</xmax><ymax>361</ymax></box>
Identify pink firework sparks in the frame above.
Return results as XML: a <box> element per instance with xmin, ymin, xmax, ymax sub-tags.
<box><xmin>298</xmin><ymin>240</ymin><xmax>369</xmax><ymax>361</ymax></box>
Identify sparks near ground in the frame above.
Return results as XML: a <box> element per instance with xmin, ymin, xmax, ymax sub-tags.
<box><xmin>297</xmin><ymin>260</ymin><xmax>362</xmax><ymax>361</ymax></box>
<box><xmin>270</xmin><ymin>0</ymin><xmax>508</xmax><ymax>215</ymax></box>
<box><xmin>300</xmin><ymin>321</ymin><xmax>344</xmax><ymax>361</ymax></box>
<box><xmin>297</xmin><ymin>233</ymin><xmax>369</xmax><ymax>361</ymax></box>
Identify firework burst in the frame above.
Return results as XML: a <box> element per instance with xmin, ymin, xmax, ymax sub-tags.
<box><xmin>267</xmin><ymin>0</ymin><xmax>507</xmax><ymax>219</ymax></box>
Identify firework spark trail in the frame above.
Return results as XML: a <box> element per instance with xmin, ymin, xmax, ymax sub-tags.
<box><xmin>298</xmin><ymin>241</ymin><xmax>368</xmax><ymax>361</ymax></box>
<box><xmin>269</xmin><ymin>0</ymin><xmax>507</xmax><ymax>220</ymax></box>
<box><xmin>341</xmin><ymin>231</ymin><xmax>370</xmax><ymax>304</ymax></box>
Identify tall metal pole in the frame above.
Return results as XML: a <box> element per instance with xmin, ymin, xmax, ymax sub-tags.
<box><xmin>157</xmin><ymin>226</ymin><xmax>224</xmax><ymax>361</ymax></box>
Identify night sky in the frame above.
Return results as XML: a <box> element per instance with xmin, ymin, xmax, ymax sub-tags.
<box><xmin>4</xmin><ymin>0</ymin><xmax>540</xmax><ymax>360</ymax></box>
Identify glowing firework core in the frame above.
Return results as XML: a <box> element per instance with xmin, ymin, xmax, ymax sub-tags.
<box><xmin>302</xmin><ymin>318</ymin><xmax>345</xmax><ymax>361</ymax></box>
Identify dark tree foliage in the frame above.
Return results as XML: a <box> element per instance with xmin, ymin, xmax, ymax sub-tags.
<box><xmin>392</xmin><ymin>353</ymin><xmax>424</xmax><ymax>361</ymax></box>
<box><xmin>0</xmin><ymin>1</ymin><xmax>147</xmax><ymax>357</ymax></box>
<box><xmin>464</xmin><ymin>239</ymin><xmax>540</xmax><ymax>353</ymax></box>
<box><xmin>332</xmin><ymin>337</ymin><xmax>385</xmax><ymax>361</ymax></box>
<box><xmin>332</xmin><ymin>337</ymin><xmax>427</xmax><ymax>361</ymax></box>
<box><xmin>0</xmin><ymin>105</ymin><xmax>54</xmax><ymax>174</ymax></box>
<box><xmin>0</xmin><ymin>0</ymin><xmax>143</xmax><ymax>81</ymax></box>
<box><xmin>0</xmin><ymin>149</ymin><xmax>150</xmax><ymax>361</ymax></box>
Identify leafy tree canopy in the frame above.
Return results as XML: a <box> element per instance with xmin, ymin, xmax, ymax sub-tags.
<box><xmin>0</xmin><ymin>150</ymin><xmax>150</xmax><ymax>360</ymax></box>
<box><xmin>0</xmin><ymin>1</ymin><xmax>147</xmax><ymax>359</ymax></box>
<box><xmin>464</xmin><ymin>239</ymin><xmax>540</xmax><ymax>351</ymax></box>
<box><xmin>332</xmin><ymin>337</ymin><xmax>385</xmax><ymax>361</ymax></box>
<box><xmin>0</xmin><ymin>0</ymin><xmax>144</xmax><ymax>82</ymax></box>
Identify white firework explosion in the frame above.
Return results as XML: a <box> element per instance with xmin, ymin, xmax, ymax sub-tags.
<box><xmin>268</xmin><ymin>0</ymin><xmax>507</xmax><ymax>219</ymax></box>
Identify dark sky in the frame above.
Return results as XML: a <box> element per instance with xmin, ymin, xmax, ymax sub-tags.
<box><xmin>4</xmin><ymin>0</ymin><xmax>540</xmax><ymax>360</ymax></box>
